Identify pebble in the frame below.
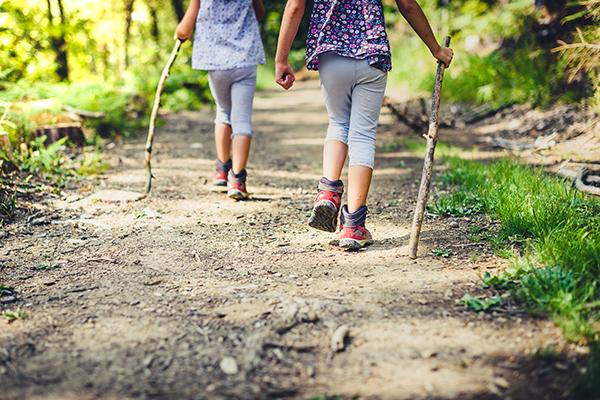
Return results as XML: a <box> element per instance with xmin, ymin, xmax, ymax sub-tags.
<box><xmin>0</xmin><ymin>295</ymin><xmax>16</xmax><ymax>304</ymax></box>
<box><xmin>219</xmin><ymin>357</ymin><xmax>239</xmax><ymax>375</ymax></box>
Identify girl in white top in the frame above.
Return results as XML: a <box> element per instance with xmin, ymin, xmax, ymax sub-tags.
<box><xmin>176</xmin><ymin>0</ymin><xmax>266</xmax><ymax>200</ymax></box>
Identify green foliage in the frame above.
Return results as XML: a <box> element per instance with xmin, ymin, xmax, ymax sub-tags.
<box><xmin>34</xmin><ymin>263</ymin><xmax>61</xmax><ymax>271</ymax></box>
<box><xmin>428</xmin><ymin>191</ymin><xmax>484</xmax><ymax>217</ymax></box>
<box><xmin>388</xmin><ymin>0</ymin><xmax>595</xmax><ymax>107</ymax></box>
<box><xmin>431</xmin><ymin>248</ymin><xmax>451</xmax><ymax>257</ymax></box>
<box><xmin>436</xmin><ymin>157</ymin><xmax>600</xmax><ymax>343</ymax></box>
<box><xmin>0</xmin><ymin>284</ymin><xmax>16</xmax><ymax>296</ymax></box>
<box><xmin>1</xmin><ymin>309</ymin><xmax>27</xmax><ymax>322</ymax></box>
<box><xmin>444</xmin><ymin>45</ymin><xmax>566</xmax><ymax>107</ymax></box>
<box><xmin>17</xmin><ymin>136</ymin><xmax>69</xmax><ymax>176</ymax></box>
<box><xmin>459</xmin><ymin>294</ymin><xmax>503</xmax><ymax>312</ymax></box>
<box><xmin>0</xmin><ymin>188</ymin><xmax>17</xmax><ymax>222</ymax></box>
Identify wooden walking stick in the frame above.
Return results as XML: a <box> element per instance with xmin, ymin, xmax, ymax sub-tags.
<box><xmin>408</xmin><ymin>36</ymin><xmax>452</xmax><ymax>259</ymax></box>
<box><xmin>144</xmin><ymin>39</ymin><xmax>183</xmax><ymax>195</ymax></box>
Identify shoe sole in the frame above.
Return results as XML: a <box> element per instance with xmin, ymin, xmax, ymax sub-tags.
<box><xmin>308</xmin><ymin>201</ymin><xmax>338</xmax><ymax>233</ymax></box>
<box><xmin>339</xmin><ymin>238</ymin><xmax>374</xmax><ymax>251</ymax></box>
<box><xmin>228</xmin><ymin>189</ymin><xmax>249</xmax><ymax>200</ymax></box>
<box><xmin>213</xmin><ymin>179</ymin><xmax>227</xmax><ymax>186</ymax></box>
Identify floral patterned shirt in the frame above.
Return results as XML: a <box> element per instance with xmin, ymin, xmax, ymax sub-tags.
<box><xmin>306</xmin><ymin>0</ymin><xmax>392</xmax><ymax>72</ymax></box>
<box><xmin>192</xmin><ymin>0</ymin><xmax>266</xmax><ymax>71</ymax></box>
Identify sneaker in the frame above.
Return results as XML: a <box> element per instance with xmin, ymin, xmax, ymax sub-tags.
<box><xmin>227</xmin><ymin>169</ymin><xmax>249</xmax><ymax>200</ymax></box>
<box><xmin>338</xmin><ymin>205</ymin><xmax>373</xmax><ymax>250</ymax></box>
<box><xmin>214</xmin><ymin>159</ymin><xmax>232</xmax><ymax>187</ymax></box>
<box><xmin>308</xmin><ymin>178</ymin><xmax>343</xmax><ymax>232</ymax></box>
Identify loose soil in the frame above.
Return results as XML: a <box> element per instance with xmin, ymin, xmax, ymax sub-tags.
<box><xmin>0</xmin><ymin>82</ymin><xmax>588</xmax><ymax>400</ymax></box>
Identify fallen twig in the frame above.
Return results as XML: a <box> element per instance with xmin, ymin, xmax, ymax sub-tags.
<box><xmin>330</xmin><ymin>325</ymin><xmax>350</xmax><ymax>352</ymax></box>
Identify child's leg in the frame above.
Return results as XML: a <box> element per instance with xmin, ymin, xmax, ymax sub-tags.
<box><xmin>307</xmin><ymin>54</ymin><xmax>354</xmax><ymax>232</ymax></box>
<box><xmin>323</xmin><ymin>140</ymin><xmax>347</xmax><ymax>181</ymax></box>
<box><xmin>208</xmin><ymin>71</ymin><xmax>235</xmax><ymax>186</ymax></box>
<box><xmin>231</xmin><ymin>136</ymin><xmax>251</xmax><ymax>174</ymax></box>
<box><xmin>319</xmin><ymin>54</ymin><xmax>353</xmax><ymax>180</ymax></box>
<box><xmin>208</xmin><ymin>71</ymin><xmax>234</xmax><ymax>161</ymax></box>
<box><xmin>215</xmin><ymin>123</ymin><xmax>232</xmax><ymax>163</ymax></box>
<box><xmin>346</xmin><ymin>64</ymin><xmax>387</xmax><ymax>212</ymax></box>
<box><xmin>229</xmin><ymin>66</ymin><xmax>257</xmax><ymax>174</ymax></box>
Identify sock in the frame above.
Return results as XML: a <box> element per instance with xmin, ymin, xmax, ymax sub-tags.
<box><xmin>231</xmin><ymin>169</ymin><xmax>247</xmax><ymax>181</ymax></box>
<box><xmin>216</xmin><ymin>158</ymin><xmax>232</xmax><ymax>173</ymax></box>
<box><xmin>320</xmin><ymin>177</ymin><xmax>343</xmax><ymax>187</ymax></box>
<box><xmin>341</xmin><ymin>205</ymin><xmax>368</xmax><ymax>227</ymax></box>
<box><xmin>318</xmin><ymin>177</ymin><xmax>343</xmax><ymax>193</ymax></box>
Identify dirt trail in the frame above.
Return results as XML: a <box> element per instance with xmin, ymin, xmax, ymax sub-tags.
<box><xmin>0</xmin><ymin>82</ymin><xmax>581</xmax><ymax>399</ymax></box>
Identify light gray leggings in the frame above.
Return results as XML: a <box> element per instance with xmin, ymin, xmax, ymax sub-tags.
<box><xmin>208</xmin><ymin>66</ymin><xmax>257</xmax><ymax>137</ymax></box>
<box><xmin>319</xmin><ymin>53</ymin><xmax>388</xmax><ymax>169</ymax></box>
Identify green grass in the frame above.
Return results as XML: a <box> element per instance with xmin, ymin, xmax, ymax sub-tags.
<box><xmin>459</xmin><ymin>294</ymin><xmax>503</xmax><ymax>312</ymax></box>
<box><xmin>0</xmin><ymin>187</ymin><xmax>16</xmax><ymax>222</ymax></box>
<box><xmin>0</xmin><ymin>284</ymin><xmax>16</xmax><ymax>296</ymax></box>
<box><xmin>435</xmin><ymin>157</ymin><xmax>600</xmax><ymax>339</ymax></box>
<box><xmin>435</xmin><ymin>157</ymin><xmax>600</xmax><ymax>393</ymax></box>
<box><xmin>1</xmin><ymin>309</ymin><xmax>26</xmax><ymax>322</ymax></box>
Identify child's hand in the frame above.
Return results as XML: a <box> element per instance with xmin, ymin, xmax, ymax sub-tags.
<box><xmin>432</xmin><ymin>46</ymin><xmax>454</xmax><ymax>68</ymax></box>
<box><xmin>175</xmin><ymin>23</ymin><xmax>193</xmax><ymax>42</ymax></box>
<box><xmin>275</xmin><ymin>63</ymin><xmax>296</xmax><ymax>90</ymax></box>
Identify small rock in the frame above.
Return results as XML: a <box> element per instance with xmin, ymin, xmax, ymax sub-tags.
<box><xmin>0</xmin><ymin>295</ymin><xmax>16</xmax><ymax>304</ymax></box>
<box><xmin>30</xmin><ymin>217</ymin><xmax>48</xmax><ymax>226</ymax></box>
<box><xmin>0</xmin><ymin>231</ymin><xmax>9</xmax><ymax>240</ymax></box>
<box><xmin>65</xmin><ymin>195</ymin><xmax>81</xmax><ymax>203</ymax></box>
<box><xmin>142</xmin><ymin>208</ymin><xmax>161</xmax><ymax>218</ymax></box>
<box><xmin>219</xmin><ymin>357</ymin><xmax>239</xmax><ymax>375</ymax></box>
<box><xmin>449</xmin><ymin>221</ymin><xmax>459</xmax><ymax>229</ymax></box>
<box><xmin>493</xmin><ymin>376</ymin><xmax>509</xmax><ymax>389</ymax></box>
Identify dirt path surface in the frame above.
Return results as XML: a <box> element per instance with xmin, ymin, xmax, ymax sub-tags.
<box><xmin>1</xmin><ymin>82</ymin><xmax>582</xmax><ymax>399</ymax></box>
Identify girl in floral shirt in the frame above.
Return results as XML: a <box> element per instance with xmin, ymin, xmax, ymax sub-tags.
<box><xmin>276</xmin><ymin>0</ymin><xmax>453</xmax><ymax>249</ymax></box>
<box><xmin>176</xmin><ymin>0</ymin><xmax>266</xmax><ymax>200</ymax></box>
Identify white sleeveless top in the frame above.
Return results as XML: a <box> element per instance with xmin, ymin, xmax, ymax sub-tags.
<box><xmin>192</xmin><ymin>0</ymin><xmax>266</xmax><ymax>71</ymax></box>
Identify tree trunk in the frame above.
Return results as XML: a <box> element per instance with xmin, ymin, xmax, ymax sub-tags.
<box><xmin>46</xmin><ymin>0</ymin><xmax>69</xmax><ymax>81</ymax></box>
<box><xmin>148</xmin><ymin>0</ymin><xmax>159</xmax><ymax>43</ymax></box>
<box><xmin>124</xmin><ymin>0</ymin><xmax>136</xmax><ymax>68</ymax></box>
<box><xmin>171</xmin><ymin>0</ymin><xmax>185</xmax><ymax>21</ymax></box>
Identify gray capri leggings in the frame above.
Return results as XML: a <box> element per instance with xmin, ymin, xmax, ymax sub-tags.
<box><xmin>319</xmin><ymin>53</ymin><xmax>387</xmax><ymax>169</ymax></box>
<box><xmin>208</xmin><ymin>66</ymin><xmax>257</xmax><ymax>137</ymax></box>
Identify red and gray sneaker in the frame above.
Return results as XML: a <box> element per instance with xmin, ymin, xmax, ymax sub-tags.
<box><xmin>308</xmin><ymin>178</ymin><xmax>343</xmax><ymax>232</ymax></box>
<box><xmin>214</xmin><ymin>159</ymin><xmax>232</xmax><ymax>187</ymax></box>
<box><xmin>339</xmin><ymin>205</ymin><xmax>373</xmax><ymax>250</ymax></box>
<box><xmin>227</xmin><ymin>169</ymin><xmax>249</xmax><ymax>200</ymax></box>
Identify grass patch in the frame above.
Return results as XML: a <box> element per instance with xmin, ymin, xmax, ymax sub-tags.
<box><xmin>459</xmin><ymin>294</ymin><xmax>503</xmax><ymax>312</ymax></box>
<box><xmin>1</xmin><ymin>309</ymin><xmax>26</xmax><ymax>322</ymax></box>
<box><xmin>34</xmin><ymin>263</ymin><xmax>61</xmax><ymax>271</ymax></box>
<box><xmin>432</xmin><ymin>248</ymin><xmax>451</xmax><ymax>258</ymax></box>
<box><xmin>435</xmin><ymin>157</ymin><xmax>600</xmax><ymax>393</ymax></box>
<box><xmin>436</xmin><ymin>158</ymin><xmax>600</xmax><ymax>339</ymax></box>
<box><xmin>0</xmin><ymin>284</ymin><xmax>16</xmax><ymax>296</ymax></box>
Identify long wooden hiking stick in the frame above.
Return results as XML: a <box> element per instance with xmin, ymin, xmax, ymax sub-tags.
<box><xmin>144</xmin><ymin>39</ymin><xmax>183</xmax><ymax>195</ymax></box>
<box><xmin>408</xmin><ymin>36</ymin><xmax>451</xmax><ymax>259</ymax></box>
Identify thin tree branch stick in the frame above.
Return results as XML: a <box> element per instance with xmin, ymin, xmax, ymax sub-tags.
<box><xmin>144</xmin><ymin>39</ymin><xmax>182</xmax><ymax>195</ymax></box>
<box><xmin>408</xmin><ymin>36</ymin><xmax>451</xmax><ymax>259</ymax></box>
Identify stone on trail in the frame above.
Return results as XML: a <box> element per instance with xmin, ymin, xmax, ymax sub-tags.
<box><xmin>219</xmin><ymin>357</ymin><xmax>239</xmax><ymax>375</ymax></box>
<box><xmin>331</xmin><ymin>325</ymin><xmax>350</xmax><ymax>352</ymax></box>
<box><xmin>90</xmin><ymin>189</ymin><xmax>144</xmax><ymax>203</ymax></box>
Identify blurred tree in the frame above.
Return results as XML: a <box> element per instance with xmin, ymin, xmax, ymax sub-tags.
<box><xmin>171</xmin><ymin>0</ymin><xmax>185</xmax><ymax>21</ymax></box>
<box><xmin>124</xmin><ymin>0</ymin><xmax>135</xmax><ymax>68</ymax></box>
<box><xmin>46</xmin><ymin>0</ymin><xmax>69</xmax><ymax>80</ymax></box>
